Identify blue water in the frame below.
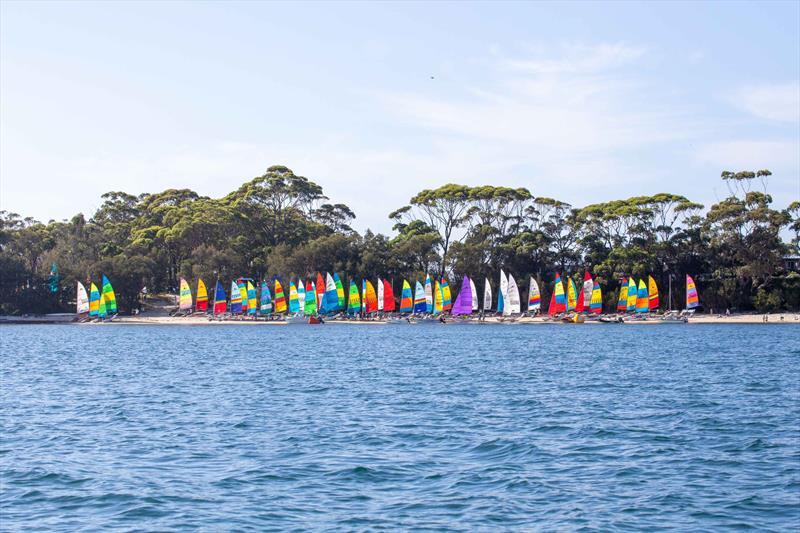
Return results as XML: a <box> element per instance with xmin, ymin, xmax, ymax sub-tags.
<box><xmin>1</xmin><ymin>324</ymin><xmax>799</xmax><ymax>531</ymax></box>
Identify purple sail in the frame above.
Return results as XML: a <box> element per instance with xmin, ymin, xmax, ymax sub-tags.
<box><xmin>451</xmin><ymin>275</ymin><xmax>473</xmax><ymax>315</ymax></box>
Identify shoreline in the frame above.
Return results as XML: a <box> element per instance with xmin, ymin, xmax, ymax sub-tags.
<box><xmin>3</xmin><ymin>313</ymin><xmax>799</xmax><ymax>325</ymax></box>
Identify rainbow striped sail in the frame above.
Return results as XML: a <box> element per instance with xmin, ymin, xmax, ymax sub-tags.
<box><xmin>274</xmin><ymin>280</ymin><xmax>287</xmax><ymax>313</ymax></box>
<box><xmin>686</xmin><ymin>274</ymin><xmax>699</xmax><ymax>309</ymax></box>
<box><xmin>236</xmin><ymin>280</ymin><xmax>247</xmax><ymax>314</ymax></box>
<box><xmin>260</xmin><ymin>281</ymin><xmax>272</xmax><ymax>314</ymax></box>
<box><xmin>347</xmin><ymin>280</ymin><xmax>360</xmax><ymax>314</ymax></box>
<box><xmin>589</xmin><ymin>280</ymin><xmax>602</xmax><ymax>313</ymax></box>
<box><xmin>89</xmin><ymin>282</ymin><xmax>100</xmax><ymax>317</ymax></box>
<box><xmin>566</xmin><ymin>277</ymin><xmax>578</xmax><ymax>312</ymax></box>
<box><xmin>626</xmin><ymin>278</ymin><xmax>637</xmax><ymax>311</ymax></box>
<box><xmin>213</xmin><ymin>281</ymin><xmax>227</xmax><ymax>315</ymax></box>
<box><xmin>246</xmin><ymin>281</ymin><xmax>257</xmax><ymax>315</ymax></box>
<box><xmin>304</xmin><ymin>281</ymin><xmax>317</xmax><ymax>315</ymax></box>
<box><xmin>548</xmin><ymin>273</ymin><xmax>566</xmax><ymax>316</ymax></box>
<box><xmin>400</xmin><ymin>280</ymin><xmax>413</xmax><ymax>312</ymax></box>
<box><xmin>528</xmin><ymin>277</ymin><xmax>541</xmax><ymax>311</ymax></box>
<box><xmin>289</xmin><ymin>281</ymin><xmax>300</xmax><ymax>313</ymax></box>
<box><xmin>102</xmin><ymin>275</ymin><xmax>117</xmax><ymax>314</ymax></box>
<box><xmin>230</xmin><ymin>281</ymin><xmax>243</xmax><ymax>314</ymax></box>
<box><xmin>424</xmin><ymin>275</ymin><xmax>433</xmax><ymax>313</ymax></box>
<box><xmin>333</xmin><ymin>273</ymin><xmax>345</xmax><ymax>309</ymax></box>
<box><xmin>441</xmin><ymin>278</ymin><xmax>452</xmax><ymax>311</ymax></box>
<box><xmin>179</xmin><ymin>278</ymin><xmax>193</xmax><ymax>310</ymax></box>
<box><xmin>413</xmin><ymin>281</ymin><xmax>426</xmax><ymax>313</ymax></box>
<box><xmin>76</xmin><ymin>281</ymin><xmax>90</xmax><ymax>315</ymax></box>
<box><xmin>196</xmin><ymin>279</ymin><xmax>208</xmax><ymax>311</ymax></box>
<box><xmin>635</xmin><ymin>279</ymin><xmax>649</xmax><ymax>313</ymax></box>
<box><xmin>648</xmin><ymin>276</ymin><xmax>659</xmax><ymax>311</ymax></box>
<box><xmin>617</xmin><ymin>278</ymin><xmax>628</xmax><ymax>312</ymax></box>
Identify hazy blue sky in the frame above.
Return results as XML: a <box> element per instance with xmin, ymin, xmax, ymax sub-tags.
<box><xmin>1</xmin><ymin>0</ymin><xmax>798</xmax><ymax>233</ymax></box>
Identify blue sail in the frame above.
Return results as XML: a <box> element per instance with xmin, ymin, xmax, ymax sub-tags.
<box><xmin>413</xmin><ymin>281</ymin><xmax>426</xmax><ymax>313</ymax></box>
<box><xmin>320</xmin><ymin>273</ymin><xmax>339</xmax><ymax>313</ymax></box>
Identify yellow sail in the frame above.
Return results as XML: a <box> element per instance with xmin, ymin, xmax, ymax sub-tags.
<box><xmin>179</xmin><ymin>278</ymin><xmax>193</xmax><ymax>310</ymax></box>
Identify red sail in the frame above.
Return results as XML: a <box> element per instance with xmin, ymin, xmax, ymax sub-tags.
<box><xmin>382</xmin><ymin>279</ymin><xmax>395</xmax><ymax>311</ymax></box>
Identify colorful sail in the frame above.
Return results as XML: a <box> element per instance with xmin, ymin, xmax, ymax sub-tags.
<box><xmin>316</xmin><ymin>273</ymin><xmax>325</xmax><ymax>309</ymax></box>
<box><xmin>345</xmin><ymin>280</ymin><xmax>359</xmax><ymax>314</ymax></box>
<box><xmin>98</xmin><ymin>292</ymin><xmax>107</xmax><ymax>318</ymax></box>
<box><xmin>589</xmin><ymin>281</ymin><xmax>602</xmax><ymax>313</ymax></box>
<box><xmin>364</xmin><ymin>280</ymin><xmax>378</xmax><ymax>313</ymax></box>
<box><xmin>259</xmin><ymin>281</ymin><xmax>272</xmax><ymax>314</ymax></box>
<box><xmin>616</xmin><ymin>278</ymin><xmax>628</xmax><ymax>312</ymax></box>
<box><xmin>304</xmin><ymin>281</ymin><xmax>317</xmax><ymax>315</ymax></box>
<box><xmin>333</xmin><ymin>273</ymin><xmax>345</xmax><ymax>309</ymax></box>
<box><xmin>451</xmin><ymin>275</ymin><xmax>473</xmax><ymax>315</ymax></box>
<box><xmin>399</xmin><ymin>280</ymin><xmax>413</xmax><ymax>312</ymax></box>
<box><xmin>686</xmin><ymin>274</ymin><xmax>699</xmax><ymax>309</ymax></box>
<box><xmin>288</xmin><ymin>281</ymin><xmax>300</xmax><ymax>313</ymax></box>
<box><xmin>635</xmin><ymin>279</ymin><xmax>649</xmax><ymax>313</ymax></box>
<box><xmin>382</xmin><ymin>279</ymin><xmax>395</xmax><ymax>312</ymax></box>
<box><xmin>213</xmin><ymin>281</ymin><xmax>227</xmax><ymax>315</ymax></box>
<box><xmin>470</xmin><ymin>278</ymin><xmax>478</xmax><ymax>310</ymax></box>
<box><xmin>549</xmin><ymin>273</ymin><xmax>566</xmax><ymax>315</ymax></box>
<box><xmin>441</xmin><ymin>278</ymin><xmax>452</xmax><ymax>311</ymax></box>
<box><xmin>566</xmin><ymin>277</ymin><xmax>578</xmax><ymax>312</ymax></box>
<box><xmin>89</xmin><ymin>282</ymin><xmax>100</xmax><ymax>317</ymax></box>
<box><xmin>498</xmin><ymin>270</ymin><xmax>508</xmax><ymax>313</ymax></box>
<box><xmin>424</xmin><ymin>275</ymin><xmax>433</xmax><ymax>313</ymax></box>
<box><xmin>576</xmin><ymin>271</ymin><xmax>592</xmax><ymax>313</ymax></box>
<box><xmin>246</xmin><ymin>281</ymin><xmax>257</xmax><ymax>315</ymax></box>
<box><xmin>179</xmin><ymin>278</ymin><xmax>193</xmax><ymax>310</ymax></box>
<box><xmin>322</xmin><ymin>273</ymin><xmax>339</xmax><ymax>312</ymax></box>
<box><xmin>230</xmin><ymin>281</ymin><xmax>242</xmax><ymax>314</ymax></box>
<box><xmin>627</xmin><ymin>278</ymin><xmax>637</xmax><ymax>311</ymax></box>
<box><xmin>433</xmin><ymin>280</ymin><xmax>444</xmax><ymax>314</ymax></box>
<box><xmin>196</xmin><ymin>279</ymin><xmax>208</xmax><ymax>311</ymax></box>
<box><xmin>648</xmin><ymin>276</ymin><xmax>659</xmax><ymax>311</ymax></box>
<box><xmin>76</xmin><ymin>281</ymin><xmax>90</xmax><ymax>315</ymax></box>
<box><xmin>101</xmin><ymin>275</ymin><xmax>117</xmax><ymax>314</ymax></box>
<box><xmin>528</xmin><ymin>277</ymin><xmax>541</xmax><ymax>311</ymax></box>
<box><xmin>274</xmin><ymin>279</ymin><xmax>287</xmax><ymax>313</ymax></box>
<box><xmin>237</xmin><ymin>280</ymin><xmax>248</xmax><ymax>314</ymax></box>
<box><xmin>413</xmin><ymin>281</ymin><xmax>426</xmax><ymax>313</ymax></box>
<box><xmin>483</xmin><ymin>278</ymin><xmax>492</xmax><ymax>311</ymax></box>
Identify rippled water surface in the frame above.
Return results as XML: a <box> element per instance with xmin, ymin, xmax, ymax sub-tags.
<box><xmin>1</xmin><ymin>323</ymin><xmax>799</xmax><ymax>531</ymax></box>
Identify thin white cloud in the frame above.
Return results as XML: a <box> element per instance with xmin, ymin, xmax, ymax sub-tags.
<box><xmin>501</xmin><ymin>42</ymin><xmax>646</xmax><ymax>74</ymax></box>
<box><xmin>729</xmin><ymin>82</ymin><xmax>800</xmax><ymax>123</ymax></box>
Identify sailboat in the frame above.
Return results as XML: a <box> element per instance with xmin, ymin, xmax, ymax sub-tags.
<box><xmin>333</xmin><ymin>273</ymin><xmax>345</xmax><ymax>309</ymax></box>
<box><xmin>648</xmin><ymin>276</ymin><xmax>659</xmax><ymax>311</ymax></box>
<box><xmin>527</xmin><ymin>277</ymin><xmax>541</xmax><ymax>313</ymax></box>
<box><xmin>273</xmin><ymin>279</ymin><xmax>287</xmax><ymax>314</ymax></box>
<box><xmin>470</xmin><ymin>278</ymin><xmax>478</xmax><ymax>311</ymax></box>
<box><xmin>377</xmin><ymin>277</ymin><xmax>385</xmax><ymax>311</ymax></box>
<box><xmin>101</xmin><ymin>275</ymin><xmax>117</xmax><ymax>315</ymax></box>
<box><xmin>297</xmin><ymin>280</ymin><xmax>306</xmax><ymax>311</ymax></box>
<box><xmin>626</xmin><ymin>278</ymin><xmax>637</xmax><ymax>312</ymax></box>
<box><xmin>364</xmin><ymin>280</ymin><xmax>378</xmax><ymax>314</ymax></box>
<box><xmin>413</xmin><ymin>281</ymin><xmax>426</xmax><ymax>313</ymax></box>
<box><xmin>616</xmin><ymin>278</ymin><xmax>628</xmax><ymax>312</ymax></box>
<box><xmin>483</xmin><ymin>278</ymin><xmax>492</xmax><ymax>312</ymax></box>
<box><xmin>76</xmin><ymin>281</ymin><xmax>90</xmax><ymax>319</ymax></box>
<box><xmin>246</xmin><ymin>281</ymin><xmax>257</xmax><ymax>316</ymax></box>
<box><xmin>288</xmin><ymin>281</ymin><xmax>300</xmax><ymax>314</ymax></box>
<box><xmin>548</xmin><ymin>273</ymin><xmax>566</xmax><ymax>316</ymax></box>
<box><xmin>304</xmin><ymin>281</ymin><xmax>317</xmax><ymax>316</ymax></box>
<box><xmin>98</xmin><ymin>291</ymin><xmax>108</xmax><ymax>319</ymax></box>
<box><xmin>399</xmin><ymin>280</ymin><xmax>413</xmax><ymax>312</ymax></box>
<box><xmin>230</xmin><ymin>281</ymin><xmax>243</xmax><ymax>314</ymax></box>
<box><xmin>237</xmin><ymin>280</ymin><xmax>248</xmax><ymax>315</ymax></box>
<box><xmin>213</xmin><ymin>281</ymin><xmax>227</xmax><ymax>315</ymax></box>
<box><xmin>179</xmin><ymin>278</ymin><xmax>193</xmax><ymax>312</ymax></box>
<box><xmin>503</xmin><ymin>274</ymin><xmax>521</xmax><ymax>317</ymax></box>
<box><xmin>441</xmin><ymin>279</ymin><xmax>452</xmax><ymax>311</ymax></box>
<box><xmin>196</xmin><ymin>279</ymin><xmax>208</xmax><ymax>312</ymax></box>
<box><xmin>89</xmin><ymin>282</ymin><xmax>100</xmax><ymax>318</ymax></box>
<box><xmin>579</xmin><ymin>272</ymin><xmax>593</xmax><ymax>313</ymax></box>
<box><xmin>498</xmin><ymin>270</ymin><xmax>508</xmax><ymax>314</ymax></box>
<box><xmin>686</xmin><ymin>274</ymin><xmax>699</xmax><ymax>309</ymax></box>
<box><xmin>382</xmin><ymin>279</ymin><xmax>395</xmax><ymax>312</ymax></box>
<box><xmin>566</xmin><ymin>276</ymin><xmax>578</xmax><ymax>312</ymax></box>
<box><xmin>451</xmin><ymin>275</ymin><xmax>473</xmax><ymax>317</ymax></box>
<box><xmin>321</xmin><ymin>273</ymin><xmax>339</xmax><ymax>313</ymax></box>
<box><xmin>589</xmin><ymin>280</ymin><xmax>602</xmax><ymax>314</ymax></box>
<box><xmin>635</xmin><ymin>279</ymin><xmax>649</xmax><ymax>313</ymax></box>
<box><xmin>259</xmin><ymin>281</ymin><xmax>272</xmax><ymax>315</ymax></box>
<box><xmin>347</xmin><ymin>280</ymin><xmax>361</xmax><ymax>314</ymax></box>
<box><xmin>424</xmin><ymin>275</ymin><xmax>433</xmax><ymax>313</ymax></box>
<box><xmin>316</xmin><ymin>273</ymin><xmax>325</xmax><ymax>310</ymax></box>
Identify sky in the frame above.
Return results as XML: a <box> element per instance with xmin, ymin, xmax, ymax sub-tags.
<box><xmin>1</xmin><ymin>0</ymin><xmax>798</xmax><ymax>234</ymax></box>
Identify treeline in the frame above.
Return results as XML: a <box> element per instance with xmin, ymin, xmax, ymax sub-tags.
<box><xmin>2</xmin><ymin>165</ymin><xmax>799</xmax><ymax>315</ymax></box>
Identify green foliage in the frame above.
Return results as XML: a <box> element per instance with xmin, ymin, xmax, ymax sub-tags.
<box><xmin>0</xmin><ymin>167</ymin><xmax>795</xmax><ymax>315</ymax></box>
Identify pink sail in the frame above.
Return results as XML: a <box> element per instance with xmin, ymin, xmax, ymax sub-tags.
<box><xmin>451</xmin><ymin>275</ymin><xmax>473</xmax><ymax>315</ymax></box>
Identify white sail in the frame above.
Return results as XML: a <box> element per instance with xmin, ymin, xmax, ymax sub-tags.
<box><xmin>470</xmin><ymin>278</ymin><xmax>478</xmax><ymax>310</ymax></box>
<box><xmin>377</xmin><ymin>277</ymin><xmax>385</xmax><ymax>311</ymax></box>
<box><xmin>424</xmin><ymin>276</ymin><xmax>433</xmax><ymax>309</ymax></box>
<box><xmin>297</xmin><ymin>279</ymin><xmax>306</xmax><ymax>310</ymax></box>
<box><xmin>505</xmin><ymin>274</ymin><xmax>521</xmax><ymax>315</ymax></box>
<box><xmin>499</xmin><ymin>269</ymin><xmax>509</xmax><ymax>313</ymax></box>
<box><xmin>583</xmin><ymin>277</ymin><xmax>593</xmax><ymax>309</ymax></box>
<box><xmin>76</xmin><ymin>281</ymin><xmax>89</xmax><ymax>314</ymax></box>
<box><xmin>326</xmin><ymin>273</ymin><xmax>337</xmax><ymax>293</ymax></box>
<box><xmin>528</xmin><ymin>277</ymin><xmax>541</xmax><ymax>311</ymax></box>
<box><xmin>483</xmin><ymin>278</ymin><xmax>492</xmax><ymax>310</ymax></box>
